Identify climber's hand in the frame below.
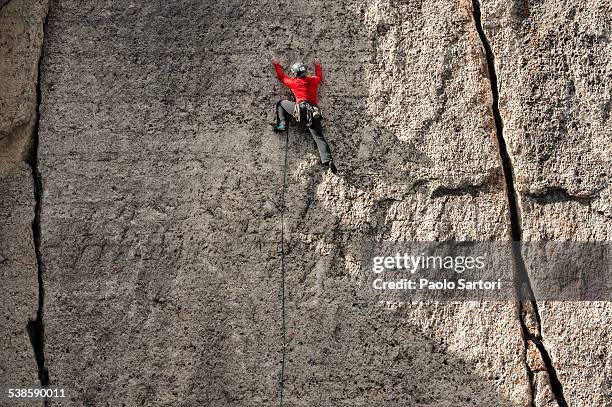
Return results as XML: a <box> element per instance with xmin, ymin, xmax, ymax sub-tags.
<box><xmin>313</xmin><ymin>57</ymin><xmax>321</xmax><ymax>65</ymax></box>
<box><xmin>272</xmin><ymin>57</ymin><xmax>280</xmax><ymax>65</ymax></box>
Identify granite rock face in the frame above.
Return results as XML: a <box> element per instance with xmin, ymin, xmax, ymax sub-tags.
<box><xmin>0</xmin><ymin>0</ymin><xmax>49</xmax><ymax>389</ymax></box>
<box><xmin>0</xmin><ymin>0</ymin><xmax>609</xmax><ymax>406</ymax></box>
<box><xmin>480</xmin><ymin>1</ymin><xmax>612</xmax><ymax>405</ymax></box>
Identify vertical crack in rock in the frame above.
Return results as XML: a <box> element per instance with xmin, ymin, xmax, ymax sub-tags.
<box><xmin>470</xmin><ymin>1</ymin><xmax>568</xmax><ymax>406</ymax></box>
<box><xmin>25</xmin><ymin>5</ymin><xmax>50</xmax><ymax>389</ymax></box>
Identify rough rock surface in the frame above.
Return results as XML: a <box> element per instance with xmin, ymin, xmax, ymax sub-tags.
<box><xmin>36</xmin><ymin>0</ymin><xmax>529</xmax><ymax>405</ymax></box>
<box><xmin>0</xmin><ymin>0</ymin><xmax>609</xmax><ymax>406</ymax></box>
<box><xmin>480</xmin><ymin>0</ymin><xmax>612</xmax><ymax>405</ymax></box>
<box><xmin>0</xmin><ymin>0</ymin><xmax>48</xmax><ymax>388</ymax></box>
<box><xmin>0</xmin><ymin>166</ymin><xmax>38</xmax><ymax>386</ymax></box>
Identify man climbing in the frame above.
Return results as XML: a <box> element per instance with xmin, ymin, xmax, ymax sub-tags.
<box><xmin>272</xmin><ymin>57</ymin><xmax>337</xmax><ymax>174</ymax></box>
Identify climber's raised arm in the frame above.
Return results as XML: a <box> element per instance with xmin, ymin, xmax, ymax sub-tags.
<box><xmin>271</xmin><ymin>56</ymin><xmax>336</xmax><ymax>173</ymax></box>
<box><xmin>272</xmin><ymin>57</ymin><xmax>290</xmax><ymax>86</ymax></box>
<box><xmin>313</xmin><ymin>58</ymin><xmax>322</xmax><ymax>83</ymax></box>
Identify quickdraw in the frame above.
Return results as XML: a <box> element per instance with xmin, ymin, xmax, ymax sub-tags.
<box><xmin>293</xmin><ymin>101</ymin><xmax>322</xmax><ymax>128</ymax></box>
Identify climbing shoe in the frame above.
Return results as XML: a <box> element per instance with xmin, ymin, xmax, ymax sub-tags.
<box><xmin>327</xmin><ymin>161</ymin><xmax>338</xmax><ymax>174</ymax></box>
<box><xmin>273</xmin><ymin>122</ymin><xmax>287</xmax><ymax>132</ymax></box>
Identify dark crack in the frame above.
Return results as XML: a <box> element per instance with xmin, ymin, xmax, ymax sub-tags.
<box><xmin>25</xmin><ymin>4</ymin><xmax>50</xmax><ymax>391</ymax></box>
<box><xmin>525</xmin><ymin>186</ymin><xmax>599</xmax><ymax>206</ymax></box>
<box><xmin>431</xmin><ymin>181</ymin><xmax>496</xmax><ymax>198</ymax></box>
<box><xmin>470</xmin><ymin>1</ymin><xmax>568</xmax><ymax>406</ymax></box>
<box><xmin>533</xmin><ymin>339</ymin><xmax>568</xmax><ymax>406</ymax></box>
<box><xmin>431</xmin><ymin>167</ymin><xmax>501</xmax><ymax>199</ymax></box>
<box><xmin>431</xmin><ymin>185</ymin><xmax>481</xmax><ymax>198</ymax></box>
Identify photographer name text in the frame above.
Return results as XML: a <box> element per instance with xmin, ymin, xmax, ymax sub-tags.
<box><xmin>371</xmin><ymin>253</ymin><xmax>502</xmax><ymax>291</ymax></box>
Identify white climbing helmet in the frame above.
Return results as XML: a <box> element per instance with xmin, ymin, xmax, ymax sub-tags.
<box><xmin>290</xmin><ymin>62</ymin><xmax>307</xmax><ymax>77</ymax></box>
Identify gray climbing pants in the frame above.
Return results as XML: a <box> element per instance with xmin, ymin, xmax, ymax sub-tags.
<box><xmin>276</xmin><ymin>100</ymin><xmax>333</xmax><ymax>164</ymax></box>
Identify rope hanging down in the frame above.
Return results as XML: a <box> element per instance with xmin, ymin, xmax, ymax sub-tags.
<box><xmin>278</xmin><ymin>122</ymin><xmax>289</xmax><ymax>407</ymax></box>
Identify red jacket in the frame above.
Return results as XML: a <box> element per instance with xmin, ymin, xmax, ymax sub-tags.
<box><xmin>274</xmin><ymin>63</ymin><xmax>322</xmax><ymax>105</ymax></box>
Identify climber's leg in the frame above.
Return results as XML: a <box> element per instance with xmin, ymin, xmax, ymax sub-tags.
<box><xmin>308</xmin><ymin>119</ymin><xmax>333</xmax><ymax>166</ymax></box>
<box><xmin>274</xmin><ymin>100</ymin><xmax>294</xmax><ymax>132</ymax></box>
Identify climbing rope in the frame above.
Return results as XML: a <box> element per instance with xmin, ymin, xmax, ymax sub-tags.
<box><xmin>278</xmin><ymin>121</ymin><xmax>289</xmax><ymax>407</ymax></box>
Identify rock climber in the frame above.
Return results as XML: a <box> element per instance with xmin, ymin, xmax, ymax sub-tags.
<box><xmin>272</xmin><ymin>57</ymin><xmax>337</xmax><ymax>174</ymax></box>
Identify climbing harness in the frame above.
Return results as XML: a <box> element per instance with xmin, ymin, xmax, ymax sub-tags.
<box><xmin>293</xmin><ymin>101</ymin><xmax>322</xmax><ymax>128</ymax></box>
<box><xmin>278</xmin><ymin>120</ymin><xmax>289</xmax><ymax>407</ymax></box>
